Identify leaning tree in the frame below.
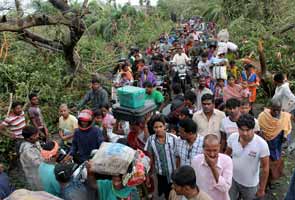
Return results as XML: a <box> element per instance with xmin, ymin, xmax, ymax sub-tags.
<box><xmin>0</xmin><ymin>0</ymin><xmax>95</xmax><ymax>82</ymax></box>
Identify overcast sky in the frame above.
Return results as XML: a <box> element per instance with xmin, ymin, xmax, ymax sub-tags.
<box><xmin>0</xmin><ymin>0</ymin><xmax>158</xmax><ymax>9</ymax></box>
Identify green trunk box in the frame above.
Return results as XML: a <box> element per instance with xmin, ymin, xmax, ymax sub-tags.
<box><xmin>117</xmin><ymin>86</ymin><xmax>145</xmax><ymax>108</ymax></box>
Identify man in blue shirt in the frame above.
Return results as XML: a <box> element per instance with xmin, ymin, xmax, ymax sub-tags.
<box><xmin>0</xmin><ymin>164</ymin><xmax>14</xmax><ymax>199</ymax></box>
<box><xmin>63</xmin><ymin>109</ymin><xmax>104</xmax><ymax>164</ymax></box>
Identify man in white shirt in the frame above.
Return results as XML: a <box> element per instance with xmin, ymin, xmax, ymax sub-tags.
<box><xmin>220</xmin><ymin>98</ymin><xmax>241</xmax><ymax>139</ymax></box>
<box><xmin>193</xmin><ymin>94</ymin><xmax>225</xmax><ymax>140</ymax></box>
<box><xmin>220</xmin><ymin>98</ymin><xmax>241</xmax><ymax>152</ymax></box>
<box><xmin>272</xmin><ymin>73</ymin><xmax>295</xmax><ymax>117</ymax></box>
<box><xmin>225</xmin><ymin>114</ymin><xmax>270</xmax><ymax>200</ymax></box>
<box><xmin>172</xmin><ymin>47</ymin><xmax>190</xmax><ymax>66</ymax></box>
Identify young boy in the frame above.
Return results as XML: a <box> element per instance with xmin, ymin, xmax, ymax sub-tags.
<box><xmin>28</xmin><ymin>93</ymin><xmax>49</xmax><ymax>141</ymax></box>
<box><xmin>145</xmin><ymin>115</ymin><xmax>177</xmax><ymax>199</ymax></box>
<box><xmin>214</xmin><ymin>79</ymin><xmax>225</xmax><ymax>102</ymax></box>
<box><xmin>58</xmin><ymin>104</ymin><xmax>78</xmax><ymax>144</ymax></box>
<box><xmin>241</xmin><ymin>80</ymin><xmax>250</xmax><ymax>101</ymax></box>
<box><xmin>229</xmin><ymin>60</ymin><xmax>239</xmax><ymax>80</ymax></box>
<box><xmin>240</xmin><ymin>99</ymin><xmax>260</xmax><ymax>133</ymax></box>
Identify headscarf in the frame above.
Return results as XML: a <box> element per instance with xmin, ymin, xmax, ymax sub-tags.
<box><xmin>41</xmin><ymin>141</ymin><xmax>59</xmax><ymax>160</ymax></box>
<box><xmin>140</xmin><ymin>67</ymin><xmax>156</xmax><ymax>87</ymax></box>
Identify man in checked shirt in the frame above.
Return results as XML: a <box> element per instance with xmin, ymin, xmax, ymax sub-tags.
<box><xmin>175</xmin><ymin>118</ymin><xmax>204</xmax><ymax>167</ymax></box>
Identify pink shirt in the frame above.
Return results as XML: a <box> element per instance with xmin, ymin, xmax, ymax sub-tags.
<box><xmin>241</xmin><ymin>88</ymin><xmax>250</xmax><ymax>99</ymax></box>
<box><xmin>191</xmin><ymin>153</ymin><xmax>233</xmax><ymax>200</ymax></box>
<box><xmin>102</xmin><ymin>113</ymin><xmax>116</xmax><ymax>129</ymax></box>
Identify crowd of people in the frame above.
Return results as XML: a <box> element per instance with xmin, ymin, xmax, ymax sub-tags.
<box><xmin>1</xmin><ymin>17</ymin><xmax>295</xmax><ymax>200</ymax></box>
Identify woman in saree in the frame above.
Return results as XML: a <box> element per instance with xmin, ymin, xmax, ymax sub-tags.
<box><xmin>240</xmin><ymin>64</ymin><xmax>259</xmax><ymax>103</ymax></box>
<box><xmin>223</xmin><ymin>74</ymin><xmax>242</xmax><ymax>102</ymax></box>
<box><xmin>139</xmin><ymin>66</ymin><xmax>156</xmax><ymax>88</ymax></box>
<box><xmin>258</xmin><ymin>101</ymin><xmax>292</xmax><ymax>184</ymax></box>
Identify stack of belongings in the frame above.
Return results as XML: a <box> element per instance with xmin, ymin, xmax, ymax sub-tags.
<box><xmin>212</xmin><ymin>52</ymin><xmax>228</xmax><ymax>80</ymax></box>
<box><xmin>91</xmin><ymin>142</ymin><xmax>151</xmax><ymax>187</ymax></box>
<box><xmin>217</xmin><ymin>29</ymin><xmax>238</xmax><ymax>54</ymax></box>
<box><xmin>112</xmin><ymin>86</ymin><xmax>156</xmax><ymax>122</ymax></box>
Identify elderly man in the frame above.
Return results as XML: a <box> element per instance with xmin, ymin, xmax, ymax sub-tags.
<box><xmin>258</xmin><ymin>101</ymin><xmax>291</xmax><ymax>183</ymax></box>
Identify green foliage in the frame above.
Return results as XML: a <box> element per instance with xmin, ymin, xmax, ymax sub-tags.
<box><xmin>0</xmin><ymin>2</ymin><xmax>173</xmax><ymax>135</ymax></box>
<box><xmin>32</xmin><ymin>0</ymin><xmax>60</xmax><ymax>15</ymax></box>
<box><xmin>0</xmin><ymin>135</ymin><xmax>14</xmax><ymax>165</ymax></box>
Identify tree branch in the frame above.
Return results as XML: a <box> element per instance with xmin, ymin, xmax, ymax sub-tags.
<box><xmin>81</xmin><ymin>0</ymin><xmax>89</xmax><ymax>16</ymax></box>
<box><xmin>0</xmin><ymin>14</ymin><xmax>71</xmax><ymax>32</ymax></box>
<box><xmin>14</xmin><ymin>0</ymin><xmax>24</xmax><ymax>18</ymax></box>
<box><xmin>49</xmin><ymin>0</ymin><xmax>70</xmax><ymax>12</ymax></box>
<box><xmin>0</xmin><ymin>0</ymin><xmax>98</xmax><ymax>82</ymax></box>
<box><xmin>21</xmin><ymin>37</ymin><xmax>63</xmax><ymax>52</ymax></box>
<box><xmin>20</xmin><ymin>30</ymin><xmax>64</xmax><ymax>51</ymax></box>
<box><xmin>273</xmin><ymin>23</ymin><xmax>295</xmax><ymax>35</ymax></box>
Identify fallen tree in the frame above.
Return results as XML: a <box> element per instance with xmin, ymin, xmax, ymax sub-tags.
<box><xmin>0</xmin><ymin>0</ymin><xmax>94</xmax><ymax>83</ymax></box>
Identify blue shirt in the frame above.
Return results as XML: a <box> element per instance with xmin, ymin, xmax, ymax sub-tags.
<box><xmin>61</xmin><ymin>179</ymin><xmax>88</xmax><ymax>200</ymax></box>
<box><xmin>0</xmin><ymin>172</ymin><xmax>14</xmax><ymax>199</ymax></box>
<box><xmin>286</xmin><ymin>169</ymin><xmax>295</xmax><ymax>200</ymax></box>
<box><xmin>70</xmin><ymin>126</ymin><xmax>104</xmax><ymax>163</ymax></box>
<box><xmin>38</xmin><ymin>162</ymin><xmax>60</xmax><ymax>196</ymax></box>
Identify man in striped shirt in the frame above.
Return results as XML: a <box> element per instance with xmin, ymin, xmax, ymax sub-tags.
<box><xmin>145</xmin><ymin>115</ymin><xmax>177</xmax><ymax>199</ymax></box>
<box><xmin>0</xmin><ymin>102</ymin><xmax>26</xmax><ymax>139</ymax></box>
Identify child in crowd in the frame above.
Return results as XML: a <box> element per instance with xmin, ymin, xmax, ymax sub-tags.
<box><xmin>214</xmin><ymin>79</ymin><xmax>225</xmax><ymax>111</ymax></box>
<box><xmin>241</xmin><ymin>64</ymin><xmax>259</xmax><ymax>103</ymax></box>
<box><xmin>184</xmin><ymin>91</ymin><xmax>197</xmax><ymax>116</ymax></box>
<box><xmin>145</xmin><ymin>115</ymin><xmax>177</xmax><ymax>199</ymax></box>
<box><xmin>214</xmin><ymin>78</ymin><xmax>225</xmax><ymax>102</ymax></box>
<box><xmin>93</xmin><ymin>110</ymin><xmax>103</xmax><ymax>131</ymax></box>
<box><xmin>168</xmin><ymin>125</ymin><xmax>178</xmax><ymax>136</ymax></box>
<box><xmin>119</xmin><ymin>73</ymin><xmax>131</xmax><ymax>86</ymax></box>
<box><xmin>229</xmin><ymin>60</ymin><xmax>239</xmax><ymax>80</ymax></box>
<box><xmin>239</xmin><ymin>99</ymin><xmax>260</xmax><ymax>133</ymax></box>
<box><xmin>100</xmin><ymin>104</ymin><xmax>116</xmax><ymax>130</ymax></box>
<box><xmin>179</xmin><ymin>107</ymin><xmax>191</xmax><ymax>120</ymax></box>
<box><xmin>241</xmin><ymin>80</ymin><xmax>250</xmax><ymax>101</ymax></box>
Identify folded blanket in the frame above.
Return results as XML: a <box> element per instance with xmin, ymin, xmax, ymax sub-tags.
<box><xmin>258</xmin><ymin>108</ymin><xmax>292</xmax><ymax>141</ymax></box>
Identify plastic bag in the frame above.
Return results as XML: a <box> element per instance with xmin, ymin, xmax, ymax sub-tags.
<box><xmin>91</xmin><ymin>142</ymin><xmax>136</xmax><ymax>175</ymax></box>
<box><xmin>213</xmin><ymin>66</ymin><xmax>227</xmax><ymax>80</ymax></box>
<box><xmin>5</xmin><ymin>189</ymin><xmax>62</xmax><ymax>200</ymax></box>
<box><xmin>217</xmin><ymin>29</ymin><xmax>229</xmax><ymax>42</ymax></box>
<box><xmin>227</xmin><ymin>41</ymin><xmax>238</xmax><ymax>52</ymax></box>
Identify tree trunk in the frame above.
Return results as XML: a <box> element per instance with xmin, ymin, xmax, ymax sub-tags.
<box><xmin>0</xmin><ymin>0</ymin><xmax>92</xmax><ymax>82</ymax></box>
